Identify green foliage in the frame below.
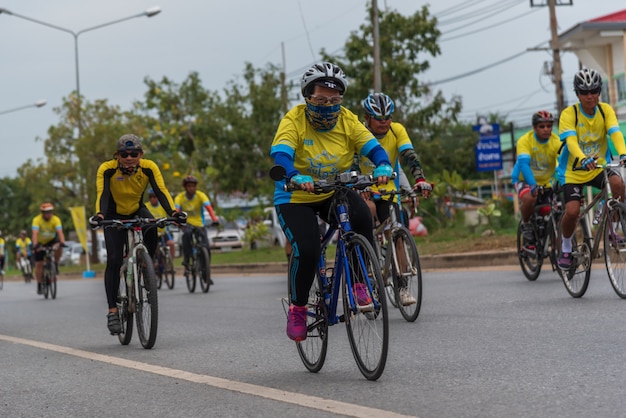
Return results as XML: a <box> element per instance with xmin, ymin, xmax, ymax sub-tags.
<box><xmin>243</xmin><ymin>221</ymin><xmax>270</xmax><ymax>250</ymax></box>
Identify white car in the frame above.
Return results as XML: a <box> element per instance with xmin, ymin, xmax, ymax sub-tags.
<box><xmin>59</xmin><ymin>241</ymin><xmax>85</xmax><ymax>266</ymax></box>
<box><xmin>206</xmin><ymin>218</ymin><xmax>244</xmax><ymax>251</ymax></box>
<box><xmin>262</xmin><ymin>207</ymin><xmax>286</xmax><ymax>247</ymax></box>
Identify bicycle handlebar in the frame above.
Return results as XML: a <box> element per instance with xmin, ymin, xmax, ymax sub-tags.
<box><xmin>571</xmin><ymin>157</ymin><xmax>622</xmax><ymax>171</ymax></box>
<box><xmin>98</xmin><ymin>217</ymin><xmax>180</xmax><ymax>230</ymax></box>
<box><xmin>282</xmin><ymin>171</ymin><xmax>379</xmax><ymax>194</ymax></box>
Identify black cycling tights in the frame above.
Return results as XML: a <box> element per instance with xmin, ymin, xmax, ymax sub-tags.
<box><xmin>104</xmin><ymin>207</ymin><xmax>157</xmax><ymax>309</ymax></box>
<box><xmin>277</xmin><ymin>190</ymin><xmax>374</xmax><ymax>307</ymax></box>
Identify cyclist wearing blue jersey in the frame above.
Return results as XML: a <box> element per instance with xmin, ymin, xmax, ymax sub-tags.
<box><xmin>270</xmin><ymin>62</ymin><xmax>393</xmax><ymax>342</ymax></box>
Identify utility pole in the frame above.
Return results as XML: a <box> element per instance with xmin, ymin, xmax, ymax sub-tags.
<box><xmin>371</xmin><ymin>0</ymin><xmax>382</xmax><ymax>92</ymax></box>
<box><xmin>530</xmin><ymin>0</ymin><xmax>573</xmax><ymax>112</ymax></box>
<box><xmin>549</xmin><ymin>0</ymin><xmax>565</xmax><ymax>111</ymax></box>
<box><xmin>280</xmin><ymin>42</ymin><xmax>289</xmax><ymax>114</ymax></box>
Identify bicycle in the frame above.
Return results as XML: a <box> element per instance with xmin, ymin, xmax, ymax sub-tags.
<box><xmin>98</xmin><ymin>216</ymin><xmax>177</xmax><ymax>349</ymax></box>
<box><xmin>371</xmin><ymin>188</ymin><xmax>422</xmax><ymax>322</ymax></box>
<box><xmin>557</xmin><ymin>160</ymin><xmax>626</xmax><ymax>298</ymax></box>
<box><xmin>271</xmin><ymin>166</ymin><xmax>389</xmax><ymax>381</ymax></box>
<box><xmin>155</xmin><ymin>235</ymin><xmax>175</xmax><ymax>290</ymax></box>
<box><xmin>17</xmin><ymin>255</ymin><xmax>34</xmax><ymax>283</ymax></box>
<box><xmin>183</xmin><ymin>226</ymin><xmax>212</xmax><ymax>293</ymax></box>
<box><xmin>516</xmin><ymin>186</ymin><xmax>563</xmax><ymax>281</ymax></box>
<box><xmin>39</xmin><ymin>244</ymin><xmax>61</xmax><ymax>300</ymax></box>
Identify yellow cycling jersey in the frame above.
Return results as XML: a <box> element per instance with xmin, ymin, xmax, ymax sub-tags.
<box><xmin>174</xmin><ymin>191</ymin><xmax>212</xmax><ymax>227</ymax></box>
<box><xmin>16</xmin><ymin>237</ymin><xmax>32</xmax><ymax>256</ymax></box>
<box><xmin>557</xmin><ymin>102</ymin><xmax>626</xmax><ymax>184</ymax></box>
<box><xmin>32</xmin><ymin>214</ymin><xmax>63</xmax><ymax>245</ymax></box>
<box><xmin>514</xmin><ymin>130</ymin><xmax>561</xmax><ymax>187</ymax></box>
<box><xmin>270</xmin><ymin>104</ymin><xmax>379</xmax><ymax>204</ymax></box>
<box><xmin>357</xmin><ymin>122</ymin><xmax>414</xmax><ymax>197</ymax></box>
<box><xmin>0</xmin><ymin>237</ymin><xmax>4</xmax><ymax>253</ymax></box>
<box><xmin>146</xmin><ymin>201</ymin><xmax>168</xmax><ymax>234</ymax></box>
<box><xmin>95</xmin><ymin>158</ymin><xmax>175</xmax><ymax>217</ymax></box>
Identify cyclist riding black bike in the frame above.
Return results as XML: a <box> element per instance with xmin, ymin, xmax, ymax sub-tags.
<box><xmin>90</xmin><ymin>134</ymin><xmax>186</xmax><ymax>335</ymax></box>
<box><xmin>270</xmin><ymin>61</ymin><xmax>393</xmax><ymax>342</ymax></box>
<box><xmin>511</xmin><ymin>110</ymin><xmax>562</xmax><ymax>250</ymax></box>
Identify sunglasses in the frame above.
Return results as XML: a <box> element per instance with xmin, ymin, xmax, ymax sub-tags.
<box><xmin>308</xmin><ymin>94</ymin><xmax>343</xmax><ymax>105</ymax></box>
<box><xmin>577</xmin><ymin>88</ymin><xmax>601</xmax><ymax>96</ymax></box>
<box><xmin>119</xmin><ymin>151</ymin><xmax>140</xmax><ymax>158</ymax></box>
<box><xmin>372</xmin><ymin>115</ymin><xmax>392</xmax><ymax>121</ymax></box>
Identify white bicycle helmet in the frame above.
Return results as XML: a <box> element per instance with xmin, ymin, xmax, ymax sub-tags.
<box><xmin>573</xmin><ymin>68</ymin><xmax>602</xmax><ymax>92</ymax></box>
<box><xmin>362</xmin><ymin>93</ymin><xmax>395</xmax><ymax>119</ymax></box>
<box><xmin>301</xmin><ymin>62</ymin><xmax>348</xmax><ymax>97</ymax></box>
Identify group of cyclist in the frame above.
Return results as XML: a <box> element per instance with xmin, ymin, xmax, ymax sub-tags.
<box><xmin>512</xmin><ymin>67</ymin><xmax>626</xmax><ymax>271</ymax></box>
<box><xmin>269</xmin><ymin>61</ymin><xmax>432</xmax><ymax>342</ymax></box>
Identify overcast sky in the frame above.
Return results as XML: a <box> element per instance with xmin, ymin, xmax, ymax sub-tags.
<box><xmin>1</xmin><ymin>0</ymin><xmax>625</xmax><ymax>177</ymax></box>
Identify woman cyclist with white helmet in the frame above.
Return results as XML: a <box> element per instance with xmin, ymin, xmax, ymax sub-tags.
<box><xmin>270</xmin><ymin>62</ymin><xmax>393</xmax><ymax>342</ymax></box>
<box><xmin>556</xmin><ymin>67</ymin><xmax>626</xmax><ymax>269</ymax></box>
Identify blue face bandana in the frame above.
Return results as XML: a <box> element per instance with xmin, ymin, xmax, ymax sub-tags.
<box><xmin>305</xmin><ymin>99</ymin><xmax>342</xmax><ymax>131</ymax></box>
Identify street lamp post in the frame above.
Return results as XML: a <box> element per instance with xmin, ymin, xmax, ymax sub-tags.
<box><xmin>0</xmin><ymin>99</ymin><xmax>46</xmax><ymax>116</ymax></box>
<box><xmin>0</xmin><ymin>6</ymin><xmax>161</xmax><ymax>131</ymax></box>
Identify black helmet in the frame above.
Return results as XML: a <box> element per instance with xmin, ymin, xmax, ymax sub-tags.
<box><xmin>182</xmin><ymin>175</ymin><xmax>198</xmax><ymax>187</ymax></box>
<box><xmin>532</xmin><ymin>110</ymin><xmax>554</xmax><ymax>126</ymax></box>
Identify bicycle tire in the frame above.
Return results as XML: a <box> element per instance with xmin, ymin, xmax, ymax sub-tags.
<box><xmin>375</xmin><ymin>233</ymin><xmax>398</xmax><ymax>309</ymax></box>
<box><xmin>288</xmin><ymin>253</ymin><xmax>328</xmax><ymax>373</ymax></box>
<box><xmin>604</xmin><ymin>204</ymin><xmax>626</xmax><ymax>298</ymax></box>
<box><xmin>390</xmin><ymin>227</ymin><xmax>422</xmax><ymax>322</ymax></box>
<box><xmin>135</xmin><ymin>249</ymin><xmax>158</xmax><ymax>349</ymax></box>
<box><xmin>43</xmin><ymin>267</ymin><xmax>50</xmax><ymax>299</ymax></box>
<box><xmin>559</xmin><ymin>217</ymin><xmax>591</xmax><ymax>298</ymax></box>
<box><xmin>49</xmin><ymin>267</ymin><xmax>57</xmax><ymax>300</ymax></box>
<box><xmin>197</xmin><ymin>246</ymin><xmax>212</xmax><ymax>293</ymax></box>
<box><xmin>516</xmin><ymin>220</ymin><xmax>542</xmax><ymax>281</ymax></box>
<box><xmin>186</xmin><ymin>255</ymin><xmax>197</xmax><ymax>293</ymax></box>
<box><xmin>163</xmin><ymin>249</ymin><xmax>175</xmax><ymax>289</ymax></box>
<box><xmin>117</xmin><ymin>263</ymin><xmax>134</xmax><ymax>345</ymax></box>
<box><xmin>548</xmin><ymin>216</ymin><xmax>563</xmax><ymax>279</ymax></box>
<box><xmin>342</xmin><ymin>234</ymin><xmax>388</xmax><ymax>381</ymax></box>
<box><xmin>0</xmin><ymin>272</ymin><xmax>3</xmax><ymax>290</ymax></box>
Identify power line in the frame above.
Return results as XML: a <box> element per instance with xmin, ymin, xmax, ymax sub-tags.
<box><xmin>441</xmin><ymin>8</ymin><xmax>540</xmax><ymax>42</ymax></box>
<box><xmin>438</xmin><ymin>0</ymin><xmax>524</xmax><ymax>27</ymax></box>
<box><xmin>432</xmin><ymin>0</ymin><xmax>492</xmax><ymax>19</ymax></box>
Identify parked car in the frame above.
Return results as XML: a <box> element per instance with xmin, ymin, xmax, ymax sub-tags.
<box><xmin>206</xmin><ymin>217</ymin><xmax>244</xmax><ymax>251</ymax></box>
<box><xmin>59</xmin><ymin>241</ymin><xmax>85</xmax><ymax>266</ymax></box>
<box><xmin>262</xmin><ymin>207</ymin><xmax>287</xmax><ymax>247</ymax></box>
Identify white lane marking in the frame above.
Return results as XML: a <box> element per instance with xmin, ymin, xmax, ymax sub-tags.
<box><xmin>0</xmin><ymin>334</ymin><xmax>417</xmax><ymax>418</ymax></box>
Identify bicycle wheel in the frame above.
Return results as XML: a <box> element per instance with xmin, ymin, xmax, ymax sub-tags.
<box><xmin>604</xmin><ymin>204</ymin><xmax>626</xmax><ymax>298</ymax></box>
<box><xmin>288</xmin><ymin>253</ymin><xmax>328</xmax><ymax>373</ymax></box>
<box><xmin>559</xmin><ymin>217</ymin><xmax>591</xmax><ymax>298</ymax></box>
<box><xmin>43</xmin><ymin>267</ymin><xmax>50</xmax><ymax>299</ymax></box>
<box><xmin>390</xmin><ymin>227</ymin><xmax>422</xmax><ymax>322</ymax></box>
<box><xmin>117</xmin><ymin>264</ymin><xmax>134</xmax><ymax>345</ymax></box>
<box><xmin>186</xmin><ymin>255</ymin><xmax>197</xmax><ymax>293</ymax></box>
<box><xmin>135</xmin><ymin>249</ymin><xmax>158</xmax><ymax>349</ymax></box>
<box><xmin>49</xmin><ymin>267</ymin><xmax>57</xmax><ymax>300</ymax></box>
<box><xmin>0</xmin><ymin>272</ymin><xmax>3</xmax><ymax>290</ymax></box>
<box><xmin>516</xmin><ymin>220</ymin><xmax>542</xmax><ymax>281</ymax></box>
<box><xmin>547</xmin><ymin>216</ymin><xmax>564</xmax><ymax>279</ymax></box>
<box><xmin>197</xmin><ymin>246</ymin><xmax>212</xmax><ymax>293</ymax></box>
<box><xmin>163</xmin><ymin>249</ymin><xmax>175</xmax><ymax>289</ymax></box>
<box><xmin>342</xmin><ymin>234</ymin><xmax>388</xmax><ymax>381</ymax></box>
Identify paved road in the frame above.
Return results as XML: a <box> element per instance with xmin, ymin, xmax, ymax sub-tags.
<box><xmin>1</xmin><ymin>265</ymin><xmax>626</xmax><ymax>417</ymax></box>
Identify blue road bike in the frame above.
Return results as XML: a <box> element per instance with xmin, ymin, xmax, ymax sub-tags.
<box><xmin>271</xmin><ymin>166</ymin><xmax>389</xmax><ymax>381</ymax></box>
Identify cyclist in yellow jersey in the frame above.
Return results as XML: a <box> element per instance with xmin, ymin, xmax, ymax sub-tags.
<box><xmin>89</xmin><ymin>134</ymin><xmax>186</xmax><ymax>335</ymax></box>
<box><xmin>32</xmin><ymin>202</ymin><xmax>66</xmax><ymax>294</ymax></box>
<box><xmin>174</xmin><ymin>175</ymin><xmax>219</xmax><ymax>269</ymax></box>
<box><xmin>270</xmin><ymin>62</ymin><xmax>392</xmax><ymax>342</ymax></box>
<box><xmin>146</xmin><ymin>188</ymin><xmax>176</xmax><ymax>261</ymax></box>
<box><xmin>15</xmin><ymin>230</ymin><xmax>33</xmax><ymax>278</ymax></box>
<box><xmin>353</xmin><ymin>93</ymin><xmax>432</xmax><ymax>306</ymax></box>
<box><xmin>0</xmin><ymin>230</ymin><xmax>5</xmax><ymax>275</ymax></box>
<box><xmin>511</xmin><ymin>111</ymin><xmax>561</xmax><ymax>248</ymax></box>
<box><xmin>556</xmin><ymin>68</ymin><xmax>626</xmax><ymax>269</ymax></box>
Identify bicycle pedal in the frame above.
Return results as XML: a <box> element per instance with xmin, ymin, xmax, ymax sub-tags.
<box><xmin>339</xmin><ymin>314</ymin><xmax>345</xmax><ymax>323</ymax></box>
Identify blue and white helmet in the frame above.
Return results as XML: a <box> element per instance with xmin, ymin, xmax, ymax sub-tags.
<box><xmin>362</xmin><ymin>93</ymin><xmax>395</xmax><ymax>119</ymax></box>
<box><xmin>301</xmin><ymin>62</ymin><xmax>348</xmax><ymax>97</ymax></box>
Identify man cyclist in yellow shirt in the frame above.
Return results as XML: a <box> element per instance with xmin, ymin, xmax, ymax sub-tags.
<box><xmin>270</xmin><ymin>62</ymin><xmax>392</xmax><ymax>341</ymax></box>
<box><xmin>174</xmin><ymin>175</ymin><xmax>219</xmax><ymax>273</ymax></box>
<box><xmin>146</xmin><ymin>188</ymin><xmax>176</xmax><ymax>261</ymax></box>
<box><xmin>32</xmin><ymin>203</ymin><xmax>66</xmax><ymax>294</ymax></box>
<box><xmin>511</xmin><ymin>110</ymin><xmax>561</xmax><ymax>249</ymax></box>
<box><xmin>90</xmin><ymin>134</ymin><xmax>186</xmax><ymax>335</ymax></box>
<box><xmin>556</xmin><ymin>68</ymin><xmax>626</xmax><ymax>269</ymax></box>
<box><xmin>354</xmin><ymin>92</ymin><xmax>432</xmax><ymax>306</ymax></box>
<box><xmin>15</xmin><ymin>230</ymin><xmax>33</xmax><ymax>282</ymax></box>
<box><xmin>0</xmin><ymin>230</ymin><xmax>5</xmax><ymax>276</ymax></box>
